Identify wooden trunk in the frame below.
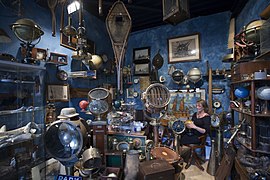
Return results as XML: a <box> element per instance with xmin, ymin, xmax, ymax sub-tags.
<box><xmin>138</xmin><ymin>159</ymin><xmax>175</xmax><ymax>180</ymax></box>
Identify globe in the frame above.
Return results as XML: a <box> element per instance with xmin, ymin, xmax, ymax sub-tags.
<box><xmin>10</xmin><ymin>18</ymin><xmax>44</xmax><ymax>42</ymax></box>
<box><xmin>10</xmin><ymin>18</ymin><xmax>44</xmax><ymax>64</ymax></box>
<box><xmin>256</xmin><ymin>86</ymin><xmax>270</xmax><ymax>100</ymax></box>
<box><xmin>79</xmin><ymin>100</ymin><xmax>89</xmax><ymax>110</ymax></box>
<box><xmin>234</xmin><ymin>87</ymin><xmax>249</xmax><ymax>99</ymax></box>
<box><xmin>187</xmin><ymin>68</ymin><xmax>202</xmax><ymax>83</ymax></box>
<box><xmin>172</xmin><ymin>69</ymin><xmax>184</xmax><ymax>84</ymax></box>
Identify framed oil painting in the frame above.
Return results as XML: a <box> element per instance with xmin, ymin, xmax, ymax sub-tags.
<box><xmin>168</xmin><ymin>33</ymin><xmax>201</xmax><ymax>63</ymax></box>
<box><xmin>168</xmin><ymin>89</ymin><xmax>205</xmax><ymax>117</ymax></box>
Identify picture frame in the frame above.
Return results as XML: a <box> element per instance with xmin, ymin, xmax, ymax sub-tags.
<box><xmin>60</xmin><ymin>33</ymin><xmax>96</xmax><ymax>54</ymax></box>
<box><xmin>126</xmin><ymin>88</ymin><xmax>134</xmax><ymax>98</ymax></box>
<box><xmin>47</xmin><ymin>84</ymin><xmax>70</xmax><ymax>102</ymax></box>
<box><xmin>167</xmin><ymin>33</ymin><xmax>201</xmax><ymax>63</ymax></box>
<box><xmin>168</xmin><ymin>89</ymin><xmax>206</xmax><ymax>117</ymax></box>
<box><xmin>48</xmin><ymin>52</ymin><xmax>68</xmax><ymax>65</ymax></box>
<box><xmin>133</xmin><ymin>47</ymin><xmax>150</xmax><ymax>63</ymax></box>
<box><xmin>134</xmin><ymin>63</ymin><xmax>150</xmax><ymax>76</ymax></box>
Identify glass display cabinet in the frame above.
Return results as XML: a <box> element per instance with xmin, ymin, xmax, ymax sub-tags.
<box><xmin>0</xmin><ymin>60</ymin><xmax>46</xmax><ymax>179</ymax></box>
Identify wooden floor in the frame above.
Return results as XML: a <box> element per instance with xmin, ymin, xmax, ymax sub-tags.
<box><xmin>179</xmin><ymin>161</ymin><xmax>215</xmax><ymax>180</ymax></box>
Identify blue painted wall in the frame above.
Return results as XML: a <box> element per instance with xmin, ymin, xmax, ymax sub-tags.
<box><xmin>0</xmin><ymin>0</ymin><xmax>115</xmax><ymax>120</ymax></box>
<box><xmin>236</xmin><ymin>0</ymin><xmax>270</xmax><ymax>33</ymax></box>
<box><xmin>1</xmin><ymin>0</ymin><xmax>269</xmax><ymax>120</ymax></box>
<box><xmin>124</xmin><ymin>0</ymin><xmax>270</xmax><ymax>114</ymax></box>
<box><xmin>125</xmin><ymin>12</ymin><xmax>232</xmax><ymax>112</ymax></box>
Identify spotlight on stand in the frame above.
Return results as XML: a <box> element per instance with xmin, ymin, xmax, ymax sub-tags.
<box><xmin>45</xmin><ymin>119</ymin><xmax>102</xmax><ymax>177</ymax></box>
<box><xmin>10</xmin><ymin>18</ymin><xmax>44</xmax><ymax>64</ymax></box>
<box><xmin>45</xmin><ymin>120</ymin><xmax>85</xmax><ymax>170</ymax></box>
<box><xmin>142</xmin><ymin>83</ymin><xmax>170</xmax><ymax>146</ymax></box>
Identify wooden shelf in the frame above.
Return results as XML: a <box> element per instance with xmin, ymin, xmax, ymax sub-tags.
<box><xmin>236</xmin><ymin>137</ymin><xmax>270</xmax><ymax>155</ymax></box>
<box><xmin>231</xmin><ymin>78</ymin><xmax>270</xmax><ymax>84</ymax></box>
<box><xmin>231</xmin><ymin>107</ymin><xmax>270</xmax><ymax>117</ymax></box>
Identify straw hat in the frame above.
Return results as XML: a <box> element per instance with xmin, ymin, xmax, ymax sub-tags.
<box><xmin>57</xmin><ymin>107</ymin><xmax>79</xmax><ymax>119</ymax></box>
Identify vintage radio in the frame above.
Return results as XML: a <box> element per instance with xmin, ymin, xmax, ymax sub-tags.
<box><xmin>138</xmin><ymin>159</ymin><xmax>175</xmax><ymax>180</ymax></box>
<box><xmin>162</xmin><ymin>0</ymin><xmax>190</xmax><ymax>25</ymax></box>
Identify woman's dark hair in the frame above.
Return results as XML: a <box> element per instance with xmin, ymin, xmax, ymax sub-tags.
<box><xmin>197</xmin><ymin>99</ymin><xmax>209</xmax><ymax>113</ymax></box>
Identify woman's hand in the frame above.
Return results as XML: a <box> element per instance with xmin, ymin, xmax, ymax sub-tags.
<box><xmin>186</xmin><ymin>122</ymin><xmax>206</xmax><ymax>134</ymax></box>
<box><xmin>186</xmin><ymin>122</ymin><xmax>196</xmax><ymax>129</ymax></box>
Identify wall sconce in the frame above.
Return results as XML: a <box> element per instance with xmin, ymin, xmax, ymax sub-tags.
<box><xmin>67</xmin><ymin>0</ymin><xmax>81</xmax><ymax>14</ymax></box>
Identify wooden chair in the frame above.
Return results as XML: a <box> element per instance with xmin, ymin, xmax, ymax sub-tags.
<box><xmin>184</xmin><ymin>135</ymin><xmax>207</xmax><ymax>171</ymax></box>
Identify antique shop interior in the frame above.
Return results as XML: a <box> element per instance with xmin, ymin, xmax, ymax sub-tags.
<box><xmin>0</xmin><ymin>0</ymin><xmax>270</xmax><ymax>179</ymax></box>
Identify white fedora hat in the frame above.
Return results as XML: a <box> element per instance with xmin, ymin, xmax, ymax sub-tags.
<box><xmin>57</xmin><ymin>107</ymin><xmax>79</xmax><ymax>119</ymax></box>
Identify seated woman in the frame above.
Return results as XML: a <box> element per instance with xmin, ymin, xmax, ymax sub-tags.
<box><xmin>180</xmin><ymin>99</ymin><xmax>211</xmax><ymax>162</ymax></box>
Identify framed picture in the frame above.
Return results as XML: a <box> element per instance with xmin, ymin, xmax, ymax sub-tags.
<box><xmin>47</xmin><ymin>84</ymin><xmax>70</xmax><ymax>102</ymax></box>
<box><xmin>134</xmin><ymin>63</ymin><xmax>150</xmax><ymax>76</ymax></box>
<box><xmin>167</xmin><ymin>33</ymin><xmax>201</xmax><ymax>63</ymax></box>
<box><xmin>133</xmin><ymin>47</ymin><xmax>150</xmax><ymax>63</ymax></box>
<box><xmin>60</xmin><ymin>33</ymin><xmax>95</xmax><ymax>54</ymax></box>
<box><xmin>126</xmin><ymin>88</ymin><xmax>134</xmax><ymax>98</ymax></box>
<box><xmin>168</xmin><ymin>89</ymin><xmax>206</xmax><ymax>117</ymax></box>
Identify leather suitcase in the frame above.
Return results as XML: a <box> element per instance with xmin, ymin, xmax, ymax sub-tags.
<box><xmin>138</xmin><ymin>159</ymin><xmax>175</xmax><ymax>180</ymax></box>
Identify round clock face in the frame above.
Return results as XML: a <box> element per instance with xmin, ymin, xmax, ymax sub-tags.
<box><xmin>172</xmin><ymin>120</ymin><xmax>185</xmax><ymax>134</ymax></box>
<box><xmin>213</xmin><ymin>100</ymin><xmax>221</xmax><ymax>109</ymax></box>
<box><xmin>134</xmin><ymin>78</ymin><xmax>139</xmax><ymax>84</ymax></box>
<box><xmin>57</xmin><ymin>70</ymin><xmax>68</xmax><ymax>81</ymax></box>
